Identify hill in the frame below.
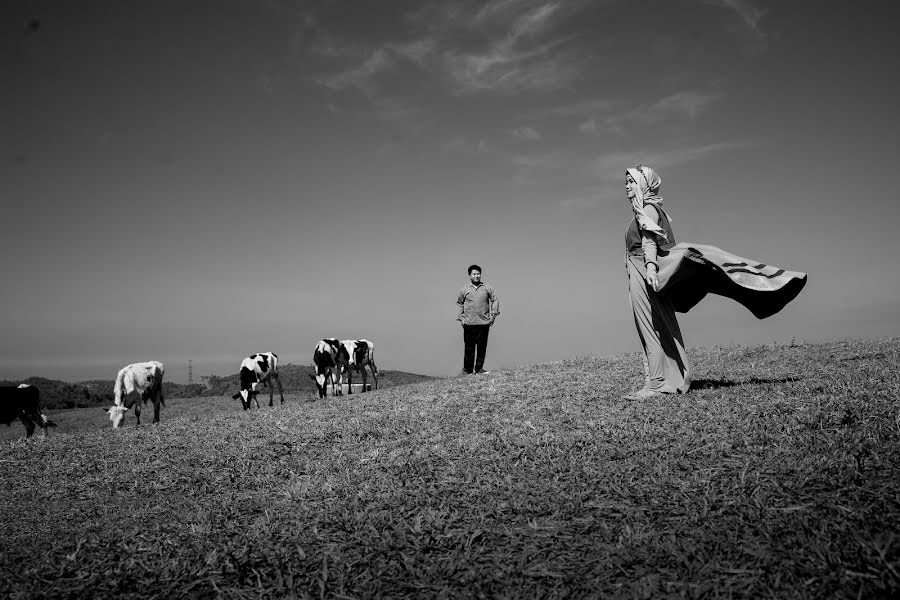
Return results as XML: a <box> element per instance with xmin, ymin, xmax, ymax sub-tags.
<box><xmin>200</xmin><ymin>363</ymin><xmax>435</xmax><ymax>396</ymax></box>
<box><xmin>0</xmin><ymin>377</ymin><xmax>206</xmax><ymax>410</ymax></box>
<box><xmin>1</xmin><ymin>338</ymin><xmax>898</xmax><ymax>598</ymax></box>
<box><xmin>2</xmin><ymin>366</ymin><xmax>435</xmax><ymax>410</ymax></box>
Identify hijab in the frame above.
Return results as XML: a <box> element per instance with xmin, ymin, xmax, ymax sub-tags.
<box><xmin>626</xmin><ymin>165</ymin><xmax>671</xmax><ymax>243</ymax></box>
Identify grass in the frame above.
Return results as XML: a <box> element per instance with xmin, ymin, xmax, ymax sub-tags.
<box><xmin>1</xmin><ymin>338</ymin><xmax>899</xmax><ymax>599</ymax></box>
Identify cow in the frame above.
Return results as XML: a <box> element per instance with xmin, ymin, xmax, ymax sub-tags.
<box><xmin>104</xmin><ymin>361</ymin><xmax>165</xmax><ymax>428</ymax></box>
<box><xmin>308</xmin><ymin>338</ymin><xmax>346</xmax><ymax>398</ymax></box>
<box><xmin>231</xmin><ymin>352</ymin><xmax>285</xmax><ymax>410</ymax></box>
<box><xmin>340</xmin><ymin>339</ymin><xmax>378</xmax><ymax>393</ymax></box>
<box><xmin>0</xmin><ymin>384</ymin><xmax>56</xmax><ymax>438</ymax></box>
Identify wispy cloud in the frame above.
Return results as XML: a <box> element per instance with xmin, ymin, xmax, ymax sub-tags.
<box><xmin>388</xmin><ymin>37</ymin><xmax>437</xmax><ymax>65</ymax></box>
<box><xmin>311</xmin><ymin>0</ymin><xmax>592</xmax><ymax>99</ymax></box>
<box><xmin>442</xmin><ymin>137</ymin><xmax>490</xmax><ymax>154</ymax></box>
<box><xmin>577</xmin><ymin>91</ymin><xmax>720</xmax><ymax>135</ymax></box>
<box><xmin>704</xmin><ymin>0</ymin><xmax>767</xmax><ymax>49</ymax></box>
<box><xmin>525</xmin><ymin>90</ymin><xmax>719</xmax><ymax>135</ymax></box>
<box><xmin>588</xmin><ymin>140</ymin><xmax>749</xmax><ymax>181</ymax></box>
<box><xmin>441</xmin><ymin>1</ymin><xmax>586</xmax><ymax>94</ymax></box>
<box><xmin>509</xmin><ymin>126</ymin><xmax>542</xmax><ymax>141</ymax></box>
<box><xmin>522</xmin><ymin>98</ymin><xmax>616</xmax><ymax>119</ymax></box>
<box><xmin>444</xmin><ymin>35</ymin><xmax>581</xmax><ymax>94</ymax></box>
<box><xmin>316</xmin><ymin>48</ymin><xmax>392</xmax><ymax>94</ymax></box>
<box><xmin>506</xmin><ymin>140</ymin><xmax>749</xmax><ymax>208</ymax></box>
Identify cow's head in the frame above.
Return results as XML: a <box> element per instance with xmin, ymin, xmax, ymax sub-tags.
<box><xmin>308</xmin><ymin>373</ymin><xmax>330</xmax><ymax>398</ymax></box>
<box><xmin>231</xmin><ymin>387</ymin><xmax>260</xmax><ymax>410</ymax></box>
<box><xmin>104</xmin><ymin>404</ymin><xmax>129</xmax><ymax>428</ymax></box>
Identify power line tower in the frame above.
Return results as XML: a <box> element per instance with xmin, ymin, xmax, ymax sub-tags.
<box><xmin>188</xmin><ymin>360</ymin><xmax>193</xmax><ymax>385</ymax></box>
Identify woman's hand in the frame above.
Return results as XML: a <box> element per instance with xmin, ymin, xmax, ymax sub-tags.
<box><xmin>646</xmin><ymin>264</ymin><xmax>659</xmax><ymax>292</ymax></box>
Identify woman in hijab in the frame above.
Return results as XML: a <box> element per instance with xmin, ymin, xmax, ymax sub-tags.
<box><xmin>622</xmin><ymin>165</ymin><xmax>807</xmax><ymax>400</ymax></box>
<box><xmin>624</xmin><ymin>165</ymin><xmax>689</xmax><ymax>399</ymax></box>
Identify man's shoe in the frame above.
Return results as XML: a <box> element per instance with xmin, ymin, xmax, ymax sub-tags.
<box><xmin>475</xmin><ymin>369</ymin><xmax>491</xmax><ymax>374</ymax></box>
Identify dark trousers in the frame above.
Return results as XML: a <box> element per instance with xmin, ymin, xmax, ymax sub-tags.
<box><xmin>462</xmin><ymin>324</ymin><xmax>490</xmax><ymax>373</ymax></box>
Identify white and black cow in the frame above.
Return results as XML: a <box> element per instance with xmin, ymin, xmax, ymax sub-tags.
<box><xmin>104</xmin><ymin>361</ymin><xmax>165</xmax><ymax>428</ymax></box>
<box><xmin>231</xmin><ymin>352</ymin><xmax>285</xmax><ymax>410</ymax></box>
<box><xmin>1</xmin><ymin>384</ymin><xmax>56</xmax><ymax>438</ymax></box>
<box><xmin>340</xmin><ymin>339</ymin><xmax>378</xmax><ymax>393</ymax></box>
<box><xmin>308</xmin><ymin>338</ymin><xmax>346</xmax><ymax>398</ymax></box>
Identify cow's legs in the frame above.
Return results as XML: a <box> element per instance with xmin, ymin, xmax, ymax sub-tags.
<box><xmin>152</xmin><ymin>391</ymin><xmax>161</xmax><ymax>423</ymax></box>
<box><xmin>133</xmin><ymin>400</ymin><xmax>142</xmax><ymax>427</ymax></box>
<box><xmin>358</xmin><ymin>366</ymin><xmax>366</xmax><ymax>393</ymax></box>
<box><xmin>265</xmin><ymin>376</ymin><xmax>275</xmax><ymax>407</ymax></box>
<box><xmin>20</xmin><ymin>416</ymin><xmax>36</xmax><ymax>438</ymax></box>
<box><xmin>368</xmin><ymin>361</ymin><xmax>378</xmax><ymax>390</ymax></box>
<box><xmin>273</xmin><ymin>373</ymin><xmax>285</xmax><ymax>404</ymax></box>
<box><xmin>346</xmin><ymin>366</ymin><xmax>353</xmax><ymax>395</ymax></box>
<box><xmin>329</xmin><ymin>369</ymin><xmax>342</xmax><ymax>397</ymax></box>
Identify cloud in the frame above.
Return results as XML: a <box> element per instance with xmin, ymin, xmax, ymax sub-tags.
<box><xmin>578</xmin><ymin>118</ymin><xmax>596</xmax><ymax>134</ymax></box>
<box><xmin>388</xmin><ymin>37</ymin><xmax>437</xmax><ymax>65</ymax></box>
<box><xmin>438</xmin><ymin>1</ymin><xmax>586</xmax><ymax>94</ymax></box>
<box><xmin>525</xmin><ymin>98</ymin><xmax>616</xmax><ymax>119</ymax></box>
<box><xmin>510</xmin><ymin>126</ymin><xmax>542</xmax><ymax>140</ymax></box>
<box><xmin>371</xmin><ymin>96</ymin><xmax>421</xmax><ymax>122</ymax></box>
<box><xmin>588</xmin><ymin>140</ymin><xmax>749</xmax><ymax>180</ymax></box>
<box><xmin>443</xmin><ymin>35</ymin><xmax>580</xmax><ymax>94</ymax></box>
<box><xmin>305</xmin><ymin>0</ymin><xmax>600</xmax><ymax>110</ymax></box>
<box><xmin>704</xmin><ymin>0</ymin><xmax>767</xmax><ymax>48</ymax></box>
<box><xmin>525</xmin><ymin>91</ymin><xmax>718</xmax><ymax>135</ymax></box>
<box><xmin>316</xmin><ymin>48</ymin><xmax>392</xmax><ymax>94</ymax></box>
<box><xmin>442</xmin><ymin>137</ymin><xmax>490</xmax><ymax>154</ymax></box>
<box><xmin>577</xmin><ymin>91</ymin><xmax>720</xmax><ymax>135</ymax></box>
<box><xmin>650</xmin><ymin>91</ymin><xmax>719</xmax><ymax>119</ymax></box>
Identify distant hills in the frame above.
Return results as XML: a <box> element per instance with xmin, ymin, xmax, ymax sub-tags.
<box><xmin>2</xmin><ymin>365</ymin><xmax>436</xmax><ymax>410</ymax></box>
<box><xmin>201</xmin><ymin>364</ymin><xmax>435</xmax><ymax>397</ymax></box>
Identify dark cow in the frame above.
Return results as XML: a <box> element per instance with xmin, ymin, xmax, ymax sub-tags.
<box><xmin>340</xmin><ymin>339</ymin><xmax>378</xmax><ymax>393</ymax></box>
<box><xmin>1</xmin><ymin>384</ymin><xmax>57</xmax><ymax>438</ymax></box>
<box><xmin>308</xmin><ymin>338</ymin><xmax>346</xmax><ymax>398</ymax></box>
<box><xmin>104</xmin><ymin>361</ymin><xmax>165</xmax><ymax>428</ymax></box>
<box><xmin>231</xmin><ymin>352</ymin><xmax>285</xmax><ymax>410</ymax></box>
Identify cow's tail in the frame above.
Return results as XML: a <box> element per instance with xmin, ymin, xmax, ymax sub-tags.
<box><xmin>41</xmin><ymin>414</ymin><xmax>57</xmax><ymax>428</ymax></box>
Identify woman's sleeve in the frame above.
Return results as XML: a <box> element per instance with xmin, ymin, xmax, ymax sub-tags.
<box><xmin>640</xmin><ymin>205</ymin><xmax>661</xmax><ymax>268</ymax></box>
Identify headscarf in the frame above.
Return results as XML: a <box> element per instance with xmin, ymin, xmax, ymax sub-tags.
<box><xmin>626</xmin><ymin>164</ymin><xmax>671</xmax><ymax>242</ymax></box>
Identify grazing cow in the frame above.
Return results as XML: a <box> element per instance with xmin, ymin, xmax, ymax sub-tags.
<box><xmin>231</xmin><ymin>352</ymin><xmax>285</xmax><ymax>410</ymax></box>
<box><xmin>308</xmin><ymin>338</ymin><xmax>346</xmax><ymax>398</ymax></box>
<box><xmin>340</xmin><ymin>339</ymin><xmax>378</xmax><ymax>393</ymax></box>
<box><xmin>104</xmin><ymin>361</ymin><xmax>165</xmax><ymax>428</ymax></box>
<box><xmin>0</xmin><ymin>384</ymin><xmax>56</xmax><ymax>438</ymax></box>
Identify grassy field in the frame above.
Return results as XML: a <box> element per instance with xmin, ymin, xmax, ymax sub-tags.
<box><xmin>2</xmin><ymin>338</ymin><xmax>898</xmax><ymax>599</ymax></box>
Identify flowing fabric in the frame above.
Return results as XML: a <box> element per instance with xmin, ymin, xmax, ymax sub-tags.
<box><xmin>655</xmin><ymin>243</ymin><xmax>808</xmax><ymax>319</ymax></box>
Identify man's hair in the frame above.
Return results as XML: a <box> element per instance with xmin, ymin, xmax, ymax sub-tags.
<box><xmin>468</xmin><ymin>264</ymin><xmax>482</xmax><ymax>275</ymax></box>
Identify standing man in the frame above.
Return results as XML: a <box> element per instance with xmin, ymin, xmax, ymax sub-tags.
<box><xmin>457</xmin><ymin>264</ymin><xmax>500</xmax><ymax>375</ymax></box>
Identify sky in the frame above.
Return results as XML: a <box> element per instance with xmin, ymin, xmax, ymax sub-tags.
<box><xmin>3</xmin><ymin>0</ymin><xmax>900</xmax><ymax>384</ymax></box>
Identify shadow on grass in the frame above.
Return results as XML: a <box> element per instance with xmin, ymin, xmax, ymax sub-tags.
<box><xmin>691</xmin><ymin>376</ymin><xmax>801</xmax><ymax>390</ymax></box>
